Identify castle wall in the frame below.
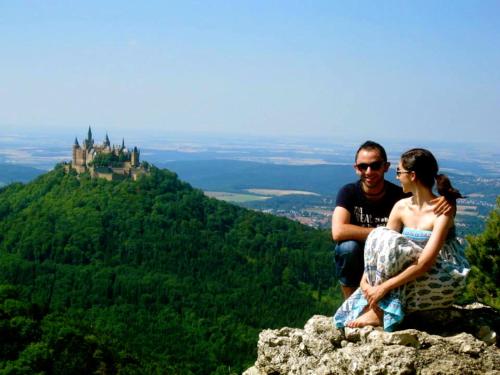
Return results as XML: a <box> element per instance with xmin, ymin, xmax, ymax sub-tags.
<box><xmin>111</xmin><ymin>167</ymin><xmax>126</xmax><ymax>175</ymax></box>
<box><xmin>131</xmin><ymin>168</ymin><xmax>147</xmax><ymax>181</ymax></box>
<box><xmin>72</xmin><ymin>147</ymin><xmax>86</xmax><ymax>170</ymax></box>
<box><xmin>73</xmin><ymin>165</ymin><xmax>87</xmax><ymax>174</ymax></box>
<box><xmin>86</xmin><ymin>150</ymin><xmax>95</xmax><ymax>165</ymax></box>
<box><xmin>95</xmin><ymin>172</ymin><xmax>113</xmax><ymax>181</ymax></box>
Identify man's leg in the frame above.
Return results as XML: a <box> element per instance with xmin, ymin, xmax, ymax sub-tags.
<box><xmin>341</xmin><ymin>286</ymin><xmax>357</xmax><ymax>299</ymax></box>
<box><xmin>334</xmin><ymin>240</ymin><xmax>364</xmax><ymax>299</ymax></box>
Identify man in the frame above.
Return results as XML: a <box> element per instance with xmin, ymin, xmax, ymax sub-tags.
<box><xmin>332</xmin><ymin>141</ymin><xmax>451</xmax><ymax>299</ymax></box>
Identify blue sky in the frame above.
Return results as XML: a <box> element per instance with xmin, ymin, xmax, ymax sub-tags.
<box><xmin>1</xmin><ymin>1</ymin><xmax>499</xmax><ymax>144</ymax></box>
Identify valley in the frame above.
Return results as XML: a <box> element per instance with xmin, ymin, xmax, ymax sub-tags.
<box><xmin>1</xmin><ymin>134</ymin><xmax>498</xmax><ymax>237</ymax></box>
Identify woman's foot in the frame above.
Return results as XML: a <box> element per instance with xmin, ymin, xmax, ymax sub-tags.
<box><xmin>346</xmin><ymin>306</ymin><xmax>382</xmax><ymax>328</ymax></box>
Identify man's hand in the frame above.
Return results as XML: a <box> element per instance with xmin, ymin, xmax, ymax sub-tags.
<box><xmin>431</xmin><ymin>196</ymin><xmax>455</xmax><ymax>216</ymax></box>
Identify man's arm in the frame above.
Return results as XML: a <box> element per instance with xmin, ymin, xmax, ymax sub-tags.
<box><xmin>331</xmin><ymin>206</ymin><xmax>373</xmax><ymax>242</ymax></box>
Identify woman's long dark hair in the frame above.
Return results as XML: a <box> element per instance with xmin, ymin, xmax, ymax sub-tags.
<box><xmin>401</xmin><ymin>148</ymin><xmax>463</xmax><ymax>201</ymax></box>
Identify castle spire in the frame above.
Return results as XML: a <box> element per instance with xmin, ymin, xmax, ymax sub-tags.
<box><xmin>121</xmin><ymin>138</ymin><xmax>125</xmax><ymax>150</ymax></box>
<box><xmin>74</xmin><ymin>137</ymin><xmax>80</xmax><ymax>147</ymax></box>
<box><xmin>104</xmin><ymin>133</ymin><xmax>111</xmax><ymax>147</ymax></box>
<box><xmin>85</xmin><ymin>126</ymin><xmax>94</xmax><ymax>149</ymax></box>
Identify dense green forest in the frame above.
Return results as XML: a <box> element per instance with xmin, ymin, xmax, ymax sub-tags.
<box><xmin>464</xmin><ymin>196</ymin><xmax>500</xmax><ymax>309</ymax></box>
<box><xmin>0</xmin><ymin>283</ymin><xmax>141</xmax><ymax>374</ymax></box>
<box><xmin>0</xmin><ymin>165</ymin><xmax>339</xmax><ymax>374</ymax></box>
<box><xmin>1</xmin><ymin>163</ymin><xmax>498</xmax><ymax>374</ymax></box>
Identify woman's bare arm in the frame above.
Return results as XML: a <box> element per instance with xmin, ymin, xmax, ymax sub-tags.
<box><xmin>386</xmin><ymin>199</ymin><xmax>404</xmax><ymax>232</ymax></box>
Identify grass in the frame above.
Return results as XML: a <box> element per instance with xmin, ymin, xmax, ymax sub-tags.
<box><xmin>205</xmin><ymin>191</ymin><xmax>271</xmax><ymax>203</ymax></box>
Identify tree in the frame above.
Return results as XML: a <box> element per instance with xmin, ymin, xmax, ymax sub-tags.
<box><xmin>464</xmin><ymin>196</ymin><xmax>500</xmax><ymax>309</ymax></box>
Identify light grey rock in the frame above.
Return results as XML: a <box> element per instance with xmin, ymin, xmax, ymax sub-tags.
<box><xmin>242</xmin><ymin>366</ymin><xmax>264</xmax><ymax>375</ymax></box>
<box><xmin>328</xmin><ymin>343</ymin><xmax>417</xmax><ymax>374</ymax></box>
<box><xmin>364</xmin><ymin>328</ymin><xmax>421</xmax><ymax>349</ymax></box>
<box><xmin>246</xmin><ymin>305</ymin><xmax>500</xmax><ymax>375</ymax></box>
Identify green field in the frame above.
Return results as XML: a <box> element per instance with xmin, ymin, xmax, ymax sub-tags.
<box><xmin>205</xmin><ymin>191</ymin><xmax>271</xmax><ymax>203</ymax></box>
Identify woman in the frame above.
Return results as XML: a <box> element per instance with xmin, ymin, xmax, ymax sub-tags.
<box><xmin>334</xmin><ymin>148</ymin><xmax>470</xmax><ymax>331</ymax></box>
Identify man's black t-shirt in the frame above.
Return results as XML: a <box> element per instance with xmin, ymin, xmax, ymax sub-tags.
<box><xmin>335</xmin><ymin>180</ymin><xmax>408</xmax><ymax>228</ymax></box>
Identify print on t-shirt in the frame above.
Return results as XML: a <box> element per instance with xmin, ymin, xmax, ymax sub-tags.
<box><xmin>353</xmin><ymin>206</ymin><xmax>389</xmax><ymax>227</ymax></box>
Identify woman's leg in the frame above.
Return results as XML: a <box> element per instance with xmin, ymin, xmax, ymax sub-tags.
<box><xmin>348</xmin><ymin>227</ymin><xmax>422</xmax><ymax>329</ymax></box>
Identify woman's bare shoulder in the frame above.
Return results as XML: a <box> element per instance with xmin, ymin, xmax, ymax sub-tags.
<box><xmin>395</xmin><ymin>197</ymin><xmax>412</xmax><ymax>209</ymax></box>
<box><xmin>433</xmin><ymin>209</ymin><xmax>455</xmax><ymax>229</ymax></box>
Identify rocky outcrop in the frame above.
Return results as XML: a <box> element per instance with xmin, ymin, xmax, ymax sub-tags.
<box><xmin>244</xmin><ymin>304</ymin><xmax>500</xmax><ymax>375</ymax></box>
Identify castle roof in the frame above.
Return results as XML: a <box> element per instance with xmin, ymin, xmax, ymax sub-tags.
<box><xmin>85</xmin><ymin>126</ymin><xmax>94</xmax><ymax>148</ymax></box>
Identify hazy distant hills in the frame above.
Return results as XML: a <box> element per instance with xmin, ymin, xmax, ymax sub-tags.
<box><xmin>0</xmin><ymin>164</ymin><xmax>338</xmax><ymax>374</ymax></box>
<box><xmin>162</xmin><ymin>159</ymin><xmax>354</xmax><ymax>195</ymax></box>
<box><xmin>162</xmin><ymin>159</ymin><xmax>498</xmax><ymax>235</ymax></box>
<box><xmin>162</xmin><ymin>159</ymin><xmax>485</xmax><ymax>197</ymax></box>
<box><xmin>0</xmin><ymin>163</ymin><xmax>45</xmax><ymax>186</ymax></box>
<box><xmin>1</xmin><ymin>158</ymin><xmax>497</xmax><ymax>235</ymax></box>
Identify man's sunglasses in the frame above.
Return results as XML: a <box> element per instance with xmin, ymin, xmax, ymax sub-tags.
<box><xmin>355</xmin><ymin>161</ymin><xmax>385</xmax><ymax>171</ymax></box>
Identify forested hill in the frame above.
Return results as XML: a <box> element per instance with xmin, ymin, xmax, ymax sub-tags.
<box><xmin>0</xmin><ymin>164</ymin><xmax>339</xmax><ymax>374</ymax></box>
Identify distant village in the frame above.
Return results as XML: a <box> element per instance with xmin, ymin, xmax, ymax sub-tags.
<box><xmin>66</xmin><ymin>127</ymin><xmax>149</xmax><ymax>181</ymax></box>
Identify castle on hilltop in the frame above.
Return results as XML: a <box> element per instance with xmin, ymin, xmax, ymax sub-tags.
<box><xmin>68</xmin><ymin>127</ymin><xmax>148</xmax><ymax>181</ymax></box>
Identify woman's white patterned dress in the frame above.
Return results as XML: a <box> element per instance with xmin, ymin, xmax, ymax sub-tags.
<box><xmin>334</xmin><ymin>226</ymin><xmax>470</xmax><ymax>331</ymax></box>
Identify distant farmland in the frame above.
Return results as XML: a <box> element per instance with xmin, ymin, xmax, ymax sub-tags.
<box><xmin>204</xmin><ymin>191</ymin><xmax>271</xmax><ymax>203</ymax></box>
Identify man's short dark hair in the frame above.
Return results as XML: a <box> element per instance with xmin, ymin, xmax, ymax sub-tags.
<box><xmin>355</xmin><ymin>141</ymin><xmax>388</xmax><ymax>163</ymax></box>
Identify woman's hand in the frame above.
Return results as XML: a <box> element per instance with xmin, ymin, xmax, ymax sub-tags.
<box><xmin>359</xmin><ymin>273</ymin><xmax>388</xmax><ymax>307</ymax></box>
<box><xmin>364</xmin><ymin>284</ymin><xmax>388</xmax><ymax>308</ymax></box>
<box><xmin>359</xmin><ymin>273</ymin><xmax>370</xmax><ymax>297</ymax></box>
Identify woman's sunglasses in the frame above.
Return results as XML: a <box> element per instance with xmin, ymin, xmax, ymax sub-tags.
<box><xmin>355</xmin><ymin>161</ymin><xmax>385</xmax><ymax>171</ymax></box>
<box><xmin>396</xmin><ymin>168</ymin><xmax>412</xmax><ymax>176</ymax></box>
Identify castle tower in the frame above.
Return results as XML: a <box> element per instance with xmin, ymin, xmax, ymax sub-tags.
<box><xmin>73</xmin><ymin>137</ymin><xmax>80</xmax><ymax>165</ymax></box>
<box><xmin>131</xmin><ymin>146</ymin><xmax>140</xmax><ymax>167</ymax></box>
<box><xmin>71</xmin><ymin>136</ymin><xmax>87</xmax><ymax>172</ymax></box>
<box><xmin>72</xmin><ymin>137</ymin><xmax>80</xmax><ymax>166</ymax></box>
<box><xmin>104</xmin><ymin>133</ymin><xmax>111</xmax><ymax>147</ymax></box>
<box><xmin>85</xmin><ymin>126</ymin><xmax>94</xmax><ymax>149</ymax></box>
